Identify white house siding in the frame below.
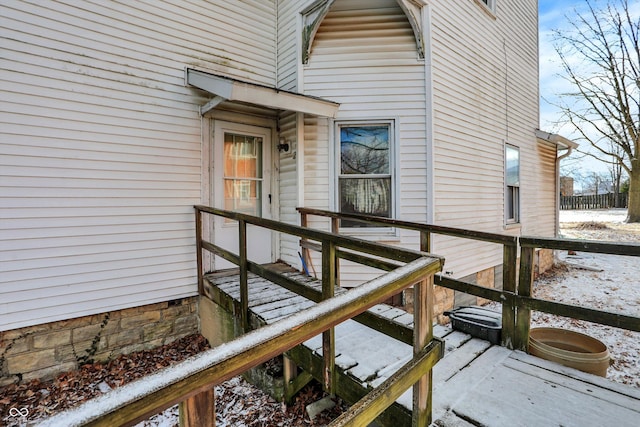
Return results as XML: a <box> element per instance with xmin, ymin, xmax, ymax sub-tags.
<box><xmin>301</xmin><ymin>0</ymin><xmax>427</xmax><ymax>286</ymax></box>
<box><xmin>429</xmin><ymin>0</ymin><xmax>540</xmax><ymax>279</ymax></box>
<box><xmin>0</xmin><ymin>0</ymin><xmax>277</xmax><ymax>331</ymax></box>
<box><xmin>276</xmin><ymin>111</ymin><xmax>301</xmax><ymax>266</ymax></box>
<box><xmin>522</xmin><ymin>141</ymin><xmax>558</xmax><ymax>236</ymax></box>
<box><xmin>276</xmin><ymin>0</ymin><xmax>301</xmax><ymax>91</ymax></box>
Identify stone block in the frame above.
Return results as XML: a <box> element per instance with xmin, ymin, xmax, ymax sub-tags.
<box><xmin>0</xmin><ymin>334</ymin><xmax>31</xmax><ymax>355</ymax></box>
<box><xmin>33</xmin><ymin>330</ymin><xmax>71</xmax><ymax>349</ymax></box>
<box><xmin>120</xmin><ymin>311</ymin><xmax>161</xmax><ymax>330</ymax></box>
<box><xmin>143</xmin><ymin>322</ymin><xmax>172</xmax><ymax>342</ymax></box>
<box><xmin>161</xmin><ymin>305</ymin><xmax>190</xmax><ymax>320</ymax></box>
<box><xmin>7</xmin><ymin>349</ymin><xmax>56</xmax><ymax>374</ymax></box>
<box><xmin>145</xmin><ymin>338</ymin><xmax>164</xmax><ymax>349</ymax></box>
<box><xmin>120</xmin><ymin>343</ymin><xmax>145</xmax><ymax>355</ymax></box>
<box><xmin>22</xmin><ymin>361</ymin><xmax>76</xmax><ymax>383</ymax></box>
<box><xmin>72</xmin><ymin>322</ymin><xmax>112</xmax><ymax>343</ymax></box>
<box><xmin>119</xmin><ymin>306</ymin><xmax>144</xmax><ymax>318</ymax></box>
<box><xmin>476</xmin><ymin>267</ymin><xmax>495</xmax><ymax>288</ymax></box>
<box><xmin>174</xmin><ymin>315</ymin><xmax>198</xmax><ymax>335</ymax></box>
<box><xmin>1</xmin><ymin>324</ymin><xmax>48</xmax><ymax>342</ymax></box>
<box><xmin>108</xmin><ymin>329</ymin><xmax>141</xmax><ymax>348</ymax></box>
<box><xmin>58</xmin><ymin>337</ymin><xmax>107</xmax><ymax>363</ymax></box>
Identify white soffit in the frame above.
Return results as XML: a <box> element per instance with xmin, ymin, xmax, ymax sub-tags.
<box><xmin>535</xmin><ymin>129</ymin><xmax>579</xmax><ymax>150</ymax></box>
<box><xmin>186</xmin><ymin>68</ymin><xmax>339</xmax><ymax>118</ymax></box>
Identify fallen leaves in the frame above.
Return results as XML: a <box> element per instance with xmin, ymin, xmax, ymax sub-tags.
<box><xmin>0</xmin><ymin>334</ymin><xmax>210</xmax><ymax>426</ymax></box>
<box><xmin>1</xmin><ymin>334</ymin><xmax>348</xmax><ymax>427</ymax></box>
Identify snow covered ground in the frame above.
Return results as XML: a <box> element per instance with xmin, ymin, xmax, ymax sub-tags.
<box><xmin>531</xmin><ymin>209</ymin><xmax>639</xmax><ymax>387</ymax></box>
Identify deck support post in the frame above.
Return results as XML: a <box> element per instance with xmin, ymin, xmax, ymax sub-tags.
<box><xmin>331</xmin><ymin>217</ymin><xmax>340</xmax><ymax>286</ymax></box>
<box><xmin>179</xmin><ymin>387</ymin><xmax>215</xmax><ymax>427</ymax></box>
<box><xmin>412</xmin><ymin>275</ymin><xmax>434</xmax><ymax>426</ymax></box>
<box><xmin>195</xmin><ymin>208</ymin><xmax>204</xmax><ymax>295</ymax></box>
<box><xmin>322</xmin><ymin>240</ymin><xmax>336</xmax><ymax>396</ymax></box>
<box><xmin>501</xmin><ymin>243</ymin><xmax>518</xmax><ymax>349</ymax></box>
<box><xmin>284</xmin><ymin>355</ymin><xmax>313</xmax><ymax>404</ymax></box>
<box><xmin>515</xmin><ymin>245</ymin><xmax>534</xmax><ymax>351</ymax></box>
<box><xmin>239</xmin><ymin>219</ymin><xmax>249</xmax><ymax>332</ymax></box>
<box><xmin>300</xmin><ymin>212</ymin><xmax>312</xmax><ymax>275</ymax></box>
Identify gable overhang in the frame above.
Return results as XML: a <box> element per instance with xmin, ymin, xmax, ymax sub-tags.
<box><xmin>301</xmin><ymin>0</ymin><xmax>427</xmax><ymax>64</ymax></box>
<box><xmin>186</xmin><ymin>68</ymin><xmax>340</xmax><ymax>118</ymax></box>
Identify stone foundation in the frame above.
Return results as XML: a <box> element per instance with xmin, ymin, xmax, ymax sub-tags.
<box><xmin>0</xmin><ymin>297</ymin><xmax>199</xmax><ymax>387</ymax></box>
<box><xmin>535</xmin><ymin>248</ymin><xmax>555</xmax><ymax>278</ymax></box>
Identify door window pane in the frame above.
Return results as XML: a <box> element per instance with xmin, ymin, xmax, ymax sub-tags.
<box><xmin>224</xmin><ymin>133</ymin><xmax>262</xmax><ymax>218</ymax></box>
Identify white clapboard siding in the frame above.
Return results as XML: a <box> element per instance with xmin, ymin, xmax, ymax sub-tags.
<box><xmin>277</xmin><ymin>111</ymin><xmax>302</xmax><ymax>266</ymax></box>
<box><xmin>299</xmin><ymin>0</ymin><xmax>427</xmax><ymax>286</ymax></box>
<box><xmin>0</xmin><ymin>0</ymin><xmax>277</xmax><ymax>331</ymax></box>
<box><xmin>521</xmin><ymin>141</ymin><xmax>558</xmax><ymax>237</ymax></box>
<box><xmin>276</xmin><ymin>0</ymin><xmax>302</xmax><ymax>91</ymax></box>
<box><xmin>428</xmin><ymin>0</ymin><xmax>540</xmax><ymax>278</ymax></box>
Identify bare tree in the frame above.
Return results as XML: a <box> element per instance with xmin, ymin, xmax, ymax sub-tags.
<box><xmin>552</xmin><ymin>0</ymin><xmax>640</xmax><ymax>221</ymax></box>
<box><xmin>607</xmin><ymin>141</ymin><xmax>627</xmax><ymax>206</ymax></box>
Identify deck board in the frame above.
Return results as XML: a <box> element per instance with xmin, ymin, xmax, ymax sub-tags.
<box><xmin>203</xmin><ymin>265</ymin><xmax>640</xmax><ymax>427</ymax></box>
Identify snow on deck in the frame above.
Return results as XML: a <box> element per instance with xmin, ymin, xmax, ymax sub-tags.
<box><xmin>204</xmin><ymin>266</ymin><xmax>640</xmax><ymax>427</ymax></box>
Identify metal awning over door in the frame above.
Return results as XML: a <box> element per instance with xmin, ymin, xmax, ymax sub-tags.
<box><xmin>185</xmin><ymin>68</ymin><xmax>340</xmax><ymax>117</ymax></box>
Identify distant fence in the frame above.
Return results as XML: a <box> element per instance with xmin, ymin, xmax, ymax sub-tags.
<box><xmin>560</xmin><ymin>192</ymin><xmax>628</xmax><ymax>210</ymax></box>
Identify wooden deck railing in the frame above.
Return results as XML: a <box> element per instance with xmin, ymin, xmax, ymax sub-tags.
<box><xmin>297</xmin><ymin>208</ymin><xmax>640</xmax><ymax>353</ymax></box>
<box><xmin>297</xmin><ymin>207</ymin><xmax>520</xmax><ymax>348</ymax></box>
<box><xmin>515</xmin><ymin>237</ymin><xmax>640</xmax><ymax>348</ymax></box>
<box><xmin>194</xmin><ymin>205</ymin><xmax>444</xmax><ymax>424</ymax></box>
<box><xmin>38</xmin><ymin>206</ymin><xmax>443</xmax><ymax>426</ymax></box>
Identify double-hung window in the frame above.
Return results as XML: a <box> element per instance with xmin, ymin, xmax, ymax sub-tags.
<box><xmin>336</xmin><ymin>121</ymin><xmax>394</xmax><ymax>228</ymax></box>
<box><xmin>505</xmin><ymin>144</ymin><xmax>520</xmax><ymax>224</ymax></box>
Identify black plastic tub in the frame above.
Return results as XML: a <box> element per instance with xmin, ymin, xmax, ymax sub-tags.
<box><xmin>444</xmin><ymin>306</ymin><xmax>502</xmax><ymax>345</ymax></box>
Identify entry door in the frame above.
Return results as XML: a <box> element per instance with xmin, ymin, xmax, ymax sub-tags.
<box><xmin>213</xmin><ymin>121</ymin><xmax>272</xmax><ymax>270</ymax></box>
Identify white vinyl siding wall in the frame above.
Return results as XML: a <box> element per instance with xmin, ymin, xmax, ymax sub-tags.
<box><xmin>276</xmin><ymin>111</ymin><xmax>301</xmax><ymax>265</ymax></box>
<box><xmin>429</xmin><ymin>0</ymin><xmax>540</xmax><ymax>278</ymax></box>
<box><xmin>301</xmin><ymin>0</ymin><xmax>427</xmax><ymax>286</ymax></box>
<box><xmin>522</xmin><ymin>142</ymin><xmax>558</xmax><ymax>236</ymax></box>
<box><xmin>0</xmin><ymin>0</ymin><xmax>277</xmax><ymax>331</ymax></box>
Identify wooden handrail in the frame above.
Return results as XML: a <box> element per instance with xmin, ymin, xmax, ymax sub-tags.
<box><xmin>296</xmin><ymin>207</ymin><xmax>519</xmax><ymax>245</ymax></box>
<box><xmin>37</xmin><ymin>257</ymin><xmax>442</xmax><ymax>427</ymax></box>
<box><xmin>297</xmin><ymin>207</ymin><xmax>520</xmax><ymax>349</ymax></box>
<box><xmin>296</xmin><ymin>208</ymin><xmax>640</xmax><ymax>351</ymax></box>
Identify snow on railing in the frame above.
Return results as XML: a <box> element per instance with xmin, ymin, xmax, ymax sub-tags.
<box><xmin>36</xmin><ymin>256</ymin><xmax>442</xmax><ymax>426</ymax></box>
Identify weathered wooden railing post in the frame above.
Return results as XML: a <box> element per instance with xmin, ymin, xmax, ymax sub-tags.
<box><xmin>412</xmin><ymin>274</ymin><xmax>434</xmax><ymax>426</ymax></box>
<box><xmin>239</xmin><ymin>219</ymin><xmax>249</xmax><ymax>332</ymax></box>
<box><xmin>179</xmin><ymin>387</ymin><xmax>216</xmax><ymax>427</ymax></box>
<box><xmin>331</xmin><ymin>216</ymin><xmax>340</xmax><ymax>287</ymax></box>
<box><xmin>300</xmin><ymin>211</ymin><xmax>312</xmax><ymax>272</ymax></box>
<box><xmin>195</xmin><ymin>207</ymin><xmax>204</xmax><ymax>295</ymax></box>
<box><xmin>515</xmin><ymin>244</ymin><xmax>535</xmax><ymax>351</ymax></box>
<box><xmin>419</xmin><ymin>230</ymin><xmax>431</xmax><ymax>253</ymax></box>
<box><xmin>322</xmin><ymin>239</ymin><xmax>337</xmax><ymax>396</ymax></box>
<box><xmin>501</xmin><ymin>242</ymin><xmax>518</xmax><ymax>349</ymax></box>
